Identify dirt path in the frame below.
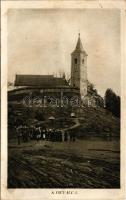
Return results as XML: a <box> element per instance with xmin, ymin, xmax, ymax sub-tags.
<box><xmin>63</xmin><ymin>118</ymin><xmax>80</xmax><ymax>131</ymax></box>
<box><xmin>8</xmin><ymin>141</ymin><xmax>120</xmax><ymax>188</ymax></box>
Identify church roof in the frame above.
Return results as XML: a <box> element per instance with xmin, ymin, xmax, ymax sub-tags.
<box><xmin>72</xmin><ymin>33</ymin><xmax>87</xmax><ymax>55</ymax></box>
<box><xmin>15</xmin><ymin>75</ymin><xmax>68</xmax><ymax>87</ymax></box>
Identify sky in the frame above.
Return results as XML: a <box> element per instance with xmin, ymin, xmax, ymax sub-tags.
<box><xmin>8</xmin><ymin>9</ymin><xmax>120</xmax><ymax>97</ymax></box>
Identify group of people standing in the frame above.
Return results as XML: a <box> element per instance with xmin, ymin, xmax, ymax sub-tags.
<box><xmin>16</xmin><ymin>125</ymin><xmax>76</xmax><ymax>145</ymax></box>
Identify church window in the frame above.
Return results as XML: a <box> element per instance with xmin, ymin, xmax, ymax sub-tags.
<box><xmin>74</xmin><ymin>58</ymin><xmax>77</xmax><ymax>64</ymax></box>
<box><xmin>82</xmin><ymin>59</ymin><xmax>84</xmax><ymax>64</ymax></box>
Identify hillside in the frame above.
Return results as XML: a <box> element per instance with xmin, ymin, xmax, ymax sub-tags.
<box><xmin>75</xmin><ymin>106</ymin><xmax>120</xmax><ymax>137</ymax></box>
<box><xmin>8</xmin><ymin>104</ymin><xmax>120</xmax><ymax>188</ymax></box>
<box><xmin>8</xmin><ymin>103</ymin><xmax>120</xmax><ymax>138</ymax></box>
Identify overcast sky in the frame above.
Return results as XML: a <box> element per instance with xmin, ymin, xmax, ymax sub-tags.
<box><xmin>8</xmin><ymin>9</ymin><xmax>120</xmax><ymax>97</ymax></box>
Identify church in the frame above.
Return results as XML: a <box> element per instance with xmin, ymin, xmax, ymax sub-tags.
<box><xmin>8</xmin><ymin>34</ymin><xmax>102</xmax><ymax>107</ymax></box>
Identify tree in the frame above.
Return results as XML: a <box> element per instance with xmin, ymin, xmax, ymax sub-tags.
<box><xmin>87</xmin><ymin>81</ymin><xmax>104</xmax><ymax>107</ymax></box>
<box><xmin>104</xmin><ymin>89</ymin><xmax>120</xmax><ymax>118</ymax></box>
<box><xmin>87</xmin><ymin>81</ymin><xmax>97</xmax><ymax>95</ymax></box>
<box><xmin>65</xmin><ymin>72</ymin><xmax>71</xmax><ymax>85</ymax></box>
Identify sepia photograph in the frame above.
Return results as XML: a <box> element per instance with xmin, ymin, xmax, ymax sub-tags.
<box><xmin>1</xmin><ymin>0</ymin><xmax>126</xmax><ymax>198</ymax></box>
<box><xmin>6</xmin><ymin>8</ymin><xmax>121</xmax><ymax>189</ymax></box>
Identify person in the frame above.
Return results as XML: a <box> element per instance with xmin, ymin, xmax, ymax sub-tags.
<box><xmin>62</xmin><ymin>130</ymin><xmax>65</xmax><ymax>142</ymax></box>
<box><xmin>59</xmin><ymin>131</ymin><xmax>62</xmax><ymax>142</ymax></box>
<box><xmin>42</xmin><ymin>129</ymin><xmax>46</xmax><ymax>140</ymax></box>
<box><xmin>35</xmin><ymin>127</ymin><xmax>39</xmax><ymax>142</ymax></box>
<box><xmin>70</xmin><ymin>131</ymin><xmax>74</xmax><ymax>141</ymax></box>
<box><xmin>64</xmin><ymin>131</ymin><xmax>68</xmax><ymax>141</ymax></box>
<box><xmin>38</xmin><ymin>126</ymin><xmax>41</xmax><ymax>140</ymax></box>
<box><xmin>25</xmin><ymin>126</ymin><xmax>29</xmax><ymax>142</ymax></box>
<box><xmin>43</xmin><ymin>131</ymin><xmax>46</xmax><ymax>140</ymax></box>
<box><xmin>33</xmin><ymin>126</ymin><xmax>36</xmax><ymax>140</ymax></box>
<box><xmin>22</xmin><ymin>125</ymin><xmax>25</xmax><ymax>142</ymax></box>
<box><xmin>16</xmin><ymin>125</ymin><xmax>21</xmax><ymax>145</ymax></box>
<box><xmin>67</xmin><ymin>131</ymin><xmax>70</xmax><ymax>142</ymax></box>
<box><xmin>23</xmin><ymin>125</ymin><xmax>28</xmax><ymax>142</ymax></box>
<box><xmin>29</xmin><ymin>126</ymin><xmax>33</xmax><ymax>140</ymax></box>
<box><xmin>72</xmin><ymin>131</ymin><xmax>76</xmax><ymax>141</ymax></box>
<box><xmin>56</xmin><ymin>131</ymin><xmax>60</xmax><ymax>141</ymax></box>
<box><xmin>35</xmin><ymin>126</ymin><xmax>41</xmax><ymax>142</ymax></box>
<box><xmin>53</xmin><ymin>129</ymin><xmax>56</xmax><ymax>142</ymax></box>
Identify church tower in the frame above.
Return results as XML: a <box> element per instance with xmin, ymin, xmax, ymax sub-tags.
<box><xmin>71</xmin><ymin>33</ymin><xmax>88</xmax><ymax>99</ymax></box>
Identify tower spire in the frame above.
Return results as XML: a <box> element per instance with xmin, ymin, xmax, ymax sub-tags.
<box><xmin>72</xmin><ymin>33</ymin><xmax>87</xmax><ymax>56</ymax></box>
<box><xmin>75</xmin><ymin>33</ymin><xmax>84</xmax><ymax>52</ymax></box>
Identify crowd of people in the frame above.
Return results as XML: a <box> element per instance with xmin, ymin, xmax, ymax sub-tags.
<box><xmin>16</xmin><ymin>125</ymin><xmax>76</xmax><ymax>145</ymax></box>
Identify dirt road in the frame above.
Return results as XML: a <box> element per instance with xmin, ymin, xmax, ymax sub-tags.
<box><xmin>8</xmin><ymin>139</ymin><xmax>120</xmax><ymax>188</ymax></box>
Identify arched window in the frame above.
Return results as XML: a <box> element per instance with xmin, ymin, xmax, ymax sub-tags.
<box><xmin>82</xmin><ymin>59</ymin><xmax>84</xmax><ymax>64</ymax></box>
<box><xmin>74</xmin><ymin>58</ymin><xmax>77</xmax><ymax>64</ymax></box>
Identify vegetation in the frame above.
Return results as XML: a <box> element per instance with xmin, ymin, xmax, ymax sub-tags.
<box><xmin>104</xmin><ymin>89</ymin><xmax>120</xmax><ymax>118</ymax></box>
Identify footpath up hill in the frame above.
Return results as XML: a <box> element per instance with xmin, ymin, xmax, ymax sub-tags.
<box><xmin>43</xmin><ymin>106</ymin><xmax>120</xmax><ymax>137</ymax></box>
<box><xmin>33</xmin><ymin>105</ymin><xmax>120</xmax><ymax>137</ymax></box>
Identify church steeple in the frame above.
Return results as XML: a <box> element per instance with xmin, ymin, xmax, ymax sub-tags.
<box><xmin>71</xmin><ymin>33</ymin><xmax>88</xmax><ymax>98</ymax></box>
<box><xmin>72</xmin><ymin>33</ymin><xmax>87</xmax><ymax>55</ymax></box>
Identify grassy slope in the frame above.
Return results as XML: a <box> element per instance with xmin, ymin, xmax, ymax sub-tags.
<box><xmin>9</xmin><ymin>104</ymin><xmax>120</xmax><ymax>138</ymax></box>
<box><xmin>75</xmin><ymin>106</ymin><xmax>120</xmax><ymax>137</ymax></box>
